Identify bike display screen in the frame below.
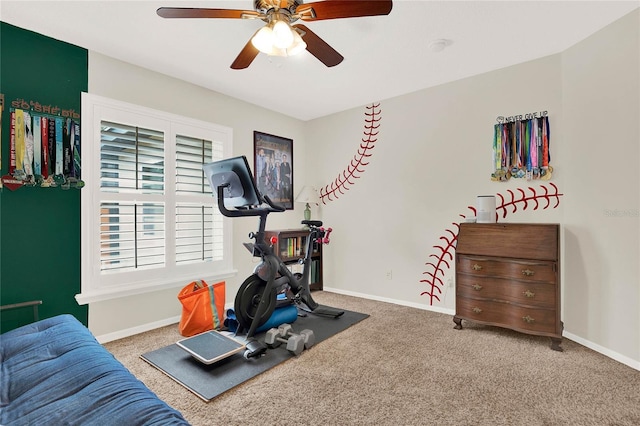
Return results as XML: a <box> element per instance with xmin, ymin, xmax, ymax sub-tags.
<box><xmin>203</xmin><ymin>155</ymin><xmax>262</xmax><ymax>207</ymax></box>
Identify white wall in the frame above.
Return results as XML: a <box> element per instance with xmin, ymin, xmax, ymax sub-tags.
<box><xmin>561</xmin><ymin>10</ymin><xmax>639</xmax><ymax>365</ymax></box>
<box><xmin>306</xmin><ymin>10</ymin><xmax>638</xmax><ymax>368</ymax></box>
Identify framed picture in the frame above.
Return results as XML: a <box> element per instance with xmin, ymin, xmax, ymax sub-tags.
<box><xmin>253</xmin><ymin>131</ymin><xmax>294</xmax><ymax>210</ymax></box>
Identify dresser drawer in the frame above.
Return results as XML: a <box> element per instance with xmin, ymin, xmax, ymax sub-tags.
<box><xmin>457</xmin><ymin>256</ymin><xmax>557</xmax><ymax>284</ymax></box>
<box><xmin>456</xmin><ymin>297</ymin><xmax>558</xmax><ymax>335</ymax></box>
<box><xmin>456</xmin><ymin>275</ymin><xmax>557</xmax><ymax>309</ymax></box>
<box><xmin>456</xmin><ymin>223</ymin><xmax>558</xmax><ymax>260</ymax></box>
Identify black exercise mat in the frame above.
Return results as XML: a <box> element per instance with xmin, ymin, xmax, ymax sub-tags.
<box><xmin>140</xmin><ymin>308</ymin><xmax>368</xmax><ymax>402</ymax></box>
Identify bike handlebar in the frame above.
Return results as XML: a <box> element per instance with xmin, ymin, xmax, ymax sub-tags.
<box><xmin>216</xmin><ymin>184</ymin><xmax>284</xmax><ymax>218</ymax></box>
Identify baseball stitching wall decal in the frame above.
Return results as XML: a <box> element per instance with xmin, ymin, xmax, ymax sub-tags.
<box><xmin>420</xmin><ymin>183</ymin><xmax>564</xmax><ymax>305</ymax></box>
<box><xmin>319</xmin><ymin>103</ymin><xmax>381</xmax><ymax>204</ymax></box>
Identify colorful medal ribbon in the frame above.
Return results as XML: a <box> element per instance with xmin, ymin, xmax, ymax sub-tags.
<box><xmin>41</xmin><ymin>117</ymin><xmax>49</xmax><ymax>179</ymax></box>
<box><xmin>540</xmin><ymin>115</ymin><xmax>552</xmax><ymax>180</ymax></box>
<box><xmin>14</xmin><ymin>109</ymin><xmax>25</xmax><ymax>179</ymax></box>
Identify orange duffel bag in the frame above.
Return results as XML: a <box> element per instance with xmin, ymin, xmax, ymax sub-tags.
<box><xmin>177</xmin><ymin>279</ymin><xmax>225</xmax><ymax>337</ymax></box>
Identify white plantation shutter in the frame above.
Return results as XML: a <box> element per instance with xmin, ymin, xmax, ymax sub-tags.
<box><xmin>175</xmin><ymin>134</ymin><xmax>224</xmax><ymax>265</ymax></box>
<box><xmin>99</xmin><ymin>122</ymin><xmax>166</xmax><ymax>272</ymax></box>
<box><xmin>176</xmin><ymin>134</ymin><xmax>211</xmax><ymax>194</ymax></box>
<box><xmin>175</xmin><ymin>204</ymin><xmax>214</xmax><ymax>263</ymax></box>
<box><xmin>100</xmin><ymin>202</ymin><xmax>165</xmax><ymax>271</ymax></box>
<box><xmin>100</xmin><ymin>122</ymin><xmax>165</xmax><ymax>194</ymax></box>
<box><xmin>78</xmin><ymin>93</ymin><xmax>234</xmax><ymax>304</ymax></box>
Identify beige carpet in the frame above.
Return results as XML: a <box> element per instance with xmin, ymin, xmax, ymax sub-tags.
<box><xmin>104</xmin><ymin>291</ymin><xmax>640</xmax><ymax>426</ymax></box>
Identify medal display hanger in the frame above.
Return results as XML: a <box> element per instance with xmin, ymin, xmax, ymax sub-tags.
<box><xmin>491</xmin><ymin>110</ymin><xmax>553</xmax><ymax>182</ymax></box>
<box><xmin>1</xmin><ymin>103</ymin><xmax>84</xmax><ymax>191</ymax></box>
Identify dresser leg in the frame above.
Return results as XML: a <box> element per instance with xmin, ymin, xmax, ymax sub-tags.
<box><xmin>550</xmin><ymin>337</ymin><xmax>563</xmax><ymax>352</ymax></box>
<box><xmin>453</xmin><ymin>316</ymin><xmax>463</xmax><ymax>330</ymax></box>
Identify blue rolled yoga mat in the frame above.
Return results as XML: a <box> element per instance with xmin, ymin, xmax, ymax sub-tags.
<box><xmin>224</xmin><ymin>304</ymin><xmax>298</xmax><ymax>333</ymax></box>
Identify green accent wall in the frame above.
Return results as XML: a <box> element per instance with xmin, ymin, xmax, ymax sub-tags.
<box><xmin>0</xmin><ymin>22</ymin><xmax>88</xmax><ymax>331</ymax></box>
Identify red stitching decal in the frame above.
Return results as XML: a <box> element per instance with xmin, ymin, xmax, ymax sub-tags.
<box><xmin>420</xmin><ymin>183</ymin><xmax>564</xmax><ymax>305</ymax></box>
<box><xmin>419</xmin><ymin>224</ymin><xmax>459</xmax><ymax>303</ymax></box>
<box><xmin>320</xmin><ymin>103</ymin><xmax>381</xmax><ymax>203</ymax></box>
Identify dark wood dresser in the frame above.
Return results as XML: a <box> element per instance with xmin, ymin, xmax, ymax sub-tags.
<box><xmin>454</xmin><ymin>223</ymin><xmax>563</xmax><ymax>351</ymax></box>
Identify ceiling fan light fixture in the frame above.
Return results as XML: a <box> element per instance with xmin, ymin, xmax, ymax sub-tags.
<box><xmin>251</xmin><ymin>25</ymin><xmax>275</xmax><ymax>54</ymax></box>
<box><xmin>287</xmin><ymin>30</ymin><xmax>307</xmax><ymax>56</ymax></box>
<box><xmin>252</xmin><ymin>18</ymin><xmax>305</xmax><ymax>57</ymax></box>
<box><xmin>270</xmin><ymin>47</ymin><xmax>289</xmax><ymax>57</ymax></box>
<box><xmin>272</xmin><ymin>20</ymin><xmax>294</xmax><ymax>49</ymax></box>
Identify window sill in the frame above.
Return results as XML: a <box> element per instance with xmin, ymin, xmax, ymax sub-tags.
<box><xmin>75</xmin><ymin>269</ymin><xmax>237</xmax><ymax>305</ymax></box>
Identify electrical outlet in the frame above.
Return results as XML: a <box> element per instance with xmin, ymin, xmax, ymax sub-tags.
<box><xmin>385</xmin><ymin>270</ymin><xmax>392</xmax><ymax>280</ymax></box>
<box><xmin>448</xmin><ymin>278</ymin><xmax>454</xmax><ymax>288</ymax></box>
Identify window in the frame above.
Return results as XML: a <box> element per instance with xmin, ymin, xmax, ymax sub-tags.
<box><xmin>77</xmin><ymin>93</ymin><xmax>234</xmax><ymax>304</ymax></box>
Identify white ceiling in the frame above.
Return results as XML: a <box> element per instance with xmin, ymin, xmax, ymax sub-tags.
<box><xmin>2</xmin><ymin>1</ymin><xmax>638</xmax><ymax>121</ymax></box>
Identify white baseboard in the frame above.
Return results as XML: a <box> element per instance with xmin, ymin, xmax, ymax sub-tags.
<box><xmin>95</xmin><ymin>315</ymin><xmax>181</xmax><ymax>344</ymax></box>
<box><xmin>323</xmin><ymin>287</ymin><xmax>640</xmax><ymax>372</ymax></box>
<box><xmin>563</xmin><ymin>331</ymin><xmax>640</xmax><ymax>371</ymax></box>
<box><xmin>95</xmin><ymin>301</ymin><xmax>239</xmax><ymax>344</ymax></box>
<box><xmin>322</xmin><ymin>286</ymin><xmax>456</xmax><ymax>316</ymax></box>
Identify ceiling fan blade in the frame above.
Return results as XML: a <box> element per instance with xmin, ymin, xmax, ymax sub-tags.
<box><xmin>230</xmin><ymin>36</ymin><xmax>260</xmax><ymax>70</ymax></box>
<box><xmin>294</xmin><ymin>24</ymin><xmax>344</xmax><ymax>67</ymax></box>
<box><xmin>157</xmin><ymin>7</ymin><xmax>259</xmax><ymax>19</ymax></box>
<box><xmin>297</xmin><ymin>0</ymin><xmax>392</xmax><ymax>21</ymax></box>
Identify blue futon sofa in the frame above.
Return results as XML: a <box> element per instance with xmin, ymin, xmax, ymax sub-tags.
<box><xmin>0</xmin><ymin>314</ymin><xmax>189</xmax><ymax>425</ymax></box>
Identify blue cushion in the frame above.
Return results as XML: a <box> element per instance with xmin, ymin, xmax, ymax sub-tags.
<box><xmin>1</xmin><ymin>314</ymin><xmax>189</xmax><ymax>425</ymax></box>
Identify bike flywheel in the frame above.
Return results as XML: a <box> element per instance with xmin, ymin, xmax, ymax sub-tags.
<box><xmin>234</xmin><ymin>274</ymin><xmax>277</xmax><ymax>332</ymax></box>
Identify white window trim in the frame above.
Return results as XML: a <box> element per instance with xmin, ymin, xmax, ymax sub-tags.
<box><xmin>77</xmin><ymin>93</ymin><xmax>236</xmax><ymax>305</ymax></box>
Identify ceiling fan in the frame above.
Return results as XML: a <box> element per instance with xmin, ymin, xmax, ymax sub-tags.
<box><xmin>157</xmin><ymin>0</ymin><xmax>393</xmax><ymax>69</ymax></box>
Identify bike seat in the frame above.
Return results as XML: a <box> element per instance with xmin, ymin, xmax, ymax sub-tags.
<box><xmin>301</xmin><ymin>220</ymin><xmax>323</xmax><ymax>227</ymax></box>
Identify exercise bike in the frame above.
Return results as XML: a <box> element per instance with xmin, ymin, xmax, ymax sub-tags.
<box><xmin>203</xmin><ymin>156</ymin><xmax>344</xmax><ymax>340</ymax></box>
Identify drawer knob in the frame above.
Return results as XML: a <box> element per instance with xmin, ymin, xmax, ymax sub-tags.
<box><xmin>472</xmin><ymin>307</ymin><xmax>482</xmax><ymax>314</ymax></box>
<box><xmin>471</xmin><ymin>284</ymin><xmax>483</xmax><ymax>291</ymax></box>
<box><xmin>472</xmin><ymin>264</ymin><xmax>483</xmax><ymax>271</ymax></box>
<box><xmin>522</xmin><ymin>315</ymin><xmax>535</xmax><ymax>324</ymax></box>
<box><xmin>522</xmin><ymin>269</ymin><xmax>535</xmax><ymax>277</ymax></box>
<box><xmin>523</xmin><ymin>290</ymin><xmax>535</xmax><ymax>298</ymax></box>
